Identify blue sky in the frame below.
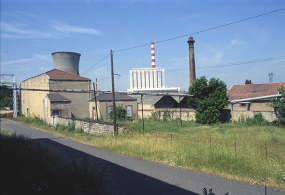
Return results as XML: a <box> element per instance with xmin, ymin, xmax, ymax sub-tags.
<box><xmin>1</xmin><ymin>0</ymin><xmax>285</xmax><ymax>92</ymax></box>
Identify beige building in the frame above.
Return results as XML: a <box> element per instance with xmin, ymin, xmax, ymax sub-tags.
<box><xmin>228</xmin><ymin>82</ymin><xmax>285</xmax><ymax>122</ymax></box>
<box><xmin>20</xmin><ymin>52</ymin><xmax>91</xmax><ymax>125</ymax></box>
<box><xmin>89</xmin><ymin>93</ymin><xmax>138</xmax><ymax>121</ymax></box>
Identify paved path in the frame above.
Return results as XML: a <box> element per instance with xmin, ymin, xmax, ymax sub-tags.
<box><xmin>1</xmin><ymin>118</ymin><xmax>284</xmax><ymax>195</ymax></box>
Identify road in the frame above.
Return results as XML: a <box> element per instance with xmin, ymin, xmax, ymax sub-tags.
<box><xmin>1</xmin><ymin>118</ymin><xmax>284</xmax><ymax>195</ymax></box>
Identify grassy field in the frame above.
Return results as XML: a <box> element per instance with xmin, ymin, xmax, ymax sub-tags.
<box><xmin>8</xmin><ymin>115</ymin><xmax>285</xmax><ymax>191</ymax></box>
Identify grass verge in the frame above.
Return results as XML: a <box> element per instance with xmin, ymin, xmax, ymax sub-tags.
<box><xmin>7</xmin><ymin>115</ymin><xmax>285</xmax><ymax>192</ymax></box>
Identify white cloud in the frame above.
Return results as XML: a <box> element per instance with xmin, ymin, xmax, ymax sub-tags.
<box><xmin>1</xmin><ymin>22</ymin><xmax>53</xmax><ymax>39</ymax></box>
<box><xmin>1</xmin><ymin>20</ymin><xmax>102</xmax><ymax>39</ymax></box>
<box><xmin>1</xmin><ymin>58</ymin><xmax>33</xmax><ymax>66</ymax></box>
<box><xmin>1</xmin><ymin>54</ymin><xmax>51</xmax><ymax>66</ymax></box>
<box><xmin>229</xmin><ymin>39</ymin><xmax>243</xmax><ymax>47</ymax></box>
<box><xmin>52</xmin><ymin>22</ymin><xmax>101</xmax><ymax>35</ymax></box>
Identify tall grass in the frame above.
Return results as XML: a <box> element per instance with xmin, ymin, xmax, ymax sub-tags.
<box><xmin>85</xmin><ymin>120</ymin><xmax>285</xmax><ymax>191</ymax></box>
<box><xmin>10</xmin><ymin>115</ymin><xmax>285</xmax><ymax>191</ymax></box>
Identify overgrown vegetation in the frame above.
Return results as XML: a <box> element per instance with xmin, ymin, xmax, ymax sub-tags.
<box><xmin>269</xmin><ymin>86</ymin><xmax>285</xmax><ymax>122</ymax></box>
<box><xmin>0</xmin><ymin>129</ymin><xmax>106</xmax><ymax>195</ymax></box>
<box><xmin>55</xmin><ymin>122</ymin><xmax>83</xmax><ymax>133</ymax></box>
<box><xmin>188</xmin><ymin>76</ymin><xmax>229</xmax><ymax>124</ymax></box>
<box><xmin>8</xmin><ymin>114</ymin><xmax>285</xmax><ymax>191</ymax></box>
<box><xmin>0</xmin><ymin>85</ymin><xmax>13</xmax><ymax>108</ymax></box>
<box><xmin>108</xmin><ymin>105</ymin><xmax>127</xmax><ymax>120</ymax></box>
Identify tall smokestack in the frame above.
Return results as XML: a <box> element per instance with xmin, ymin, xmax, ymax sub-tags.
<box><xmin>187</xmin><ymin>37</ymin><xmax>196</xmax><ymax>86</ymax></box>
<box><xmin>151</xmin><ymin>42</ymin><xmax>156</xmax><ymax>68</ymax></box>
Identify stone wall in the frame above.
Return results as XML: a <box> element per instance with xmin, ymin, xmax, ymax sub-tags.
<box><xmin>230</xmin><ymin>111</ymin><xmax>278</xmax><ymax>122</ymax></box>
<box><xmin>54</xmin><ymin>116</ymin><xmax>126</xmax><ymax>135</ymax></box>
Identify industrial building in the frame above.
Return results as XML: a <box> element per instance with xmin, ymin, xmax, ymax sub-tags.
<box><xmin>127</xmin><ymin>42</ymin><xmax>180</xmax><ymax>93</ymax></box>
<box><xmin>21</xmin><ymin>52</ymin><xmax>91</xmax><ymax>125</ymax></box>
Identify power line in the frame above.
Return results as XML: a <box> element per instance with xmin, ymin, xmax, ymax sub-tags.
<box><xmin>80</xmin><ymin>53</ymin><xmax>110</xmax><ymax>75</ymax></box>
<box><xmin>166</xmin><ymin>55</ymin><xmax>285</xmax><ymax>72</ymax></box>
<box><xmin>114</xmin><ymin>7</ymin><xmax>285</xmax><ymax>52</ymax></box>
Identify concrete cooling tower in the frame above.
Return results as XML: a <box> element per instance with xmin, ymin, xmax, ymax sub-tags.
<box><xmin>51</xmin><ymin>52</ymin><xmax>81</xmax><ymax>75</ymax></box>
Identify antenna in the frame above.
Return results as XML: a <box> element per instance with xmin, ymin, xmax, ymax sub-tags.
<box><xmin>268</xmin><ymin>72</ymin><xmax>273</xmax><ymax>83</ymax></box>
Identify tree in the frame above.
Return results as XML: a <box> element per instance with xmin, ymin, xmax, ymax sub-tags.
<box><xmin>108</xmin><ymin>105</ymin><xmax>127</xmax><ymax>120</ymax></box>
<box><xmin>245</xmin><ymin>79</ymin><xmax>252</xmax><ymax>84</ymax></box>
<box><xmin>0</xmin><ymin>85</ymin><xmax>13</xmax><ymax>108</ymax></box>
<box><xmin>269</xmin><ymin>86</ymin><xmax>285</xmax><ymax>118</ymax></box>
<box><xmin>188</xmin><ymin>76</ymin><xmax>229</xmax><ymax>124</ymax></box>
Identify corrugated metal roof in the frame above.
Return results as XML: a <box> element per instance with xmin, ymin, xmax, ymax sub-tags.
<box><xmin>228</xmin><ymin>82</ymin><xmax>285</xmax><ymax>101</ymax></box>
<box><xmin>47</xmin><ymin>94</ymin><xmax>71</xmax><ymax>102</ymax></box>
<box><xmin>90</xmin><ymin>93</ymin><xmax>137</xmax><ymax>102</ymax></box>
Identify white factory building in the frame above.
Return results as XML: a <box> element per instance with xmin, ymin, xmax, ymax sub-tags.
<box><xmin>127</xmin><ymin>67</ymin><xmax>180</xmax><ymax>93</ymax></box>
<box><xmin>127</xmin><ymin>42</ymin><xmax>180</xmax><ymax>93</ymax></box>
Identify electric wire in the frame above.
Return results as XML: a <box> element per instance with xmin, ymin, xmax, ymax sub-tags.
<box><xmin>80</xmin><ymin>53</ymin><xmax>110</xmax><ymax>75</ymax></box>
<box><xmin>114</xmin><ymin>7</ymin><xmax>285</xmax><ymax>52</ymax></box>
<box><xmin>166</xmin><ymin>55</ymin><xmax>285</xmax><ymax>72</ymax></box>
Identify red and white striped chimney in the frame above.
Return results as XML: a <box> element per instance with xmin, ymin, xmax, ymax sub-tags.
<box><xmin>151</xmin><ymin>42</ymin><xmax>155</xmax><ymax>68</ymax></box>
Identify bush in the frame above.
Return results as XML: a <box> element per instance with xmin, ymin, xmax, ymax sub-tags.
<box><xmin>109</xmin><ymin>105</ymin><xmax>127</xmax><ymax>120</ymax></box>
<box><xmin>246</xmin><ymin>113</ymin><xmax>268</xmax><ymax>126</ymax></box>
<box><xmin>67</xmin><ymin>122</ymin><xmax>75</xmax><ymax>132</ymax></box>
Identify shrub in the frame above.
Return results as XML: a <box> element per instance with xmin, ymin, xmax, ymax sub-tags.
<box><xmin>67</xmin><ymin>122</ymin><xmax>75</xmax><ymax>132</ymax></box>
<box><xmin>163</xmin><ymin>110</ymin><xmax>171</xmax><ymax>121</ymax></box>
<box><xmin>108</xmin><ymin>105</ymin><xmax>127</xmax><ymax>120</ymax></box>
<box><xmin>246</xmin><ymin>113</ymin><xmax>268</xmax><ymax>126</ymax></box>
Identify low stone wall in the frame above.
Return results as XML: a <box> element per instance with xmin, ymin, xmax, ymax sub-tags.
<box><xmin>54</xmin><ymin>116</ymin><xmax>126</xmax><ymax>135</ymax></box>
<box><xmin>138</xmin><ymin>108</ymin><xmax>196</xmax><ymax>121</ymax></box>
<box><xmin>230</xmin><ymin>111</ymin><xmax>278</xmax><ymax>122</ymax></box>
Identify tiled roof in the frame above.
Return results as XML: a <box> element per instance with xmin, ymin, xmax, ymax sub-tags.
<box><xmin>90</xmin><ymin>93</ymin><xmax>137</xmax><ymax>102</ymax></box>
<box><xmin>47</xmin><ymin>94</ymin><xmax>71</xmax><ymax>102</ymax></box>
<box><xmin>45</xmin><ymin>69</ymin><xmax>90</xmax><ymax>81</ymax></box>
<box><xmin>228</xmin><ymin>82</ymin><xmax>285</xmax><ymax>101</ymax></box>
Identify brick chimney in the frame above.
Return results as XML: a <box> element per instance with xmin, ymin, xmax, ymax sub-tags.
<box><xmin>187</xmin><ymin>37</ymin><xmax>196</xmax><ymax>86</ymax></box>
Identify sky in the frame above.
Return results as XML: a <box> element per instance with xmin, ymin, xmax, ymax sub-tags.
<box><xmin>1</xmin><ymin>0</ymin><xmax>285</xmax><ymax>92</ymax></box>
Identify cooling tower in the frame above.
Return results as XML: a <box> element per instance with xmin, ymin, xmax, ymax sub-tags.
<box><xmin>51</xmin><ymin>52</ymin><xmax>81</xmax><ymax>75</ymax></box>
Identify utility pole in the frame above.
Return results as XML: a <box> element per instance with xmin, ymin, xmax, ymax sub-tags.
<box><xmin>93</xmin><ymin>82</ymin><xmax>98</xmax><ymax>121</ymax></box>
<box><xmin>110</xmin><ymin>50</ymin><xmax>117</xmax><ymax>136</ymax></box>
<box><xmin>141</xmin><ymin>94</ymin><xmax>145</xmax><ymax>134</ymax></box>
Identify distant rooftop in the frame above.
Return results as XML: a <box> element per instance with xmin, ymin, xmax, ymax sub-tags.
<box><xmin>228</xmin><ymin>82</ymin><xmax>285</xmax><ymax>101</ymax></box>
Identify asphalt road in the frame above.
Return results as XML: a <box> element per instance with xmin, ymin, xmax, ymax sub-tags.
<box><xmin>1</xmin><ymin>118</ymin><xmax>284</xmax><ymax>195</ymax></box>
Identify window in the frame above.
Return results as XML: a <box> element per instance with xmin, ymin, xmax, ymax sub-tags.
<box><xmin>53</xmin><ymin>110</ymin><xmax>60</xmax><ymax>116</ymax></box>
<box><xmin>107</xmin><ymin>107</ymin><xmax>113</xmax><ymax>115</ymax></box>
<box><xmin>126</xmin><ymin>106</ymin><xmax>132</xmax><ymax>117</ymax></box>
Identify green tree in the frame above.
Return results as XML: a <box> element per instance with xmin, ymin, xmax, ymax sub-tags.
<box><xmin>188</xmin><ymin>76</ymin><xmax>229</xmax><ymax>124</ymax></box>
<box><xmin>269</xmin><ymin>86</ymin><xmax>285</xmax><ymax>117</ymax></box>
<box><xmin>0</xmin><ymin>85</ymin><xmax>13</xmax><ymax>108</ymax></box>
<box><xmin>245</xmin><ymin>79</ymin><xmax>252</xmax><ymax>84</ymax></box>
<box><xmin>108</xmin><ymin>105</ymin><xmax>127</xmax><ymax>120</ymax></box>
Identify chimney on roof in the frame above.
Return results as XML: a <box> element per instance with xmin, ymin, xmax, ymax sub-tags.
<box><xmin>187</xmin><ymin>37</ymin><xmax>196</xmax><ymax>86</ymax></box>
<box><xmin>151</xmin><ymin>42</ymin><xmax>156</xmax><ymax>68</ymax></box>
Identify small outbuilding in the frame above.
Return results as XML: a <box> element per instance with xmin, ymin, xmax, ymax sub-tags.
<box><xmin>228</xmin><ymin>82</ymin><xmax>285</xmax><ymax>122</ymax></box>
<box><xmin>89</xmin><ymin>93</ymin><xmax>138</xmax><ymax>121</ymax></box>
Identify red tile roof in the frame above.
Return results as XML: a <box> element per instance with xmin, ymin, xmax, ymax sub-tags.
<box><xmin>228</xmin><ymin>82</ymin><xmax>285</xmax><ymax>101</ymax></box>
<box><xmin>45</xmin><ymin>69</ymin><xmax>90</xmax><ymax>81</ymax></box>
